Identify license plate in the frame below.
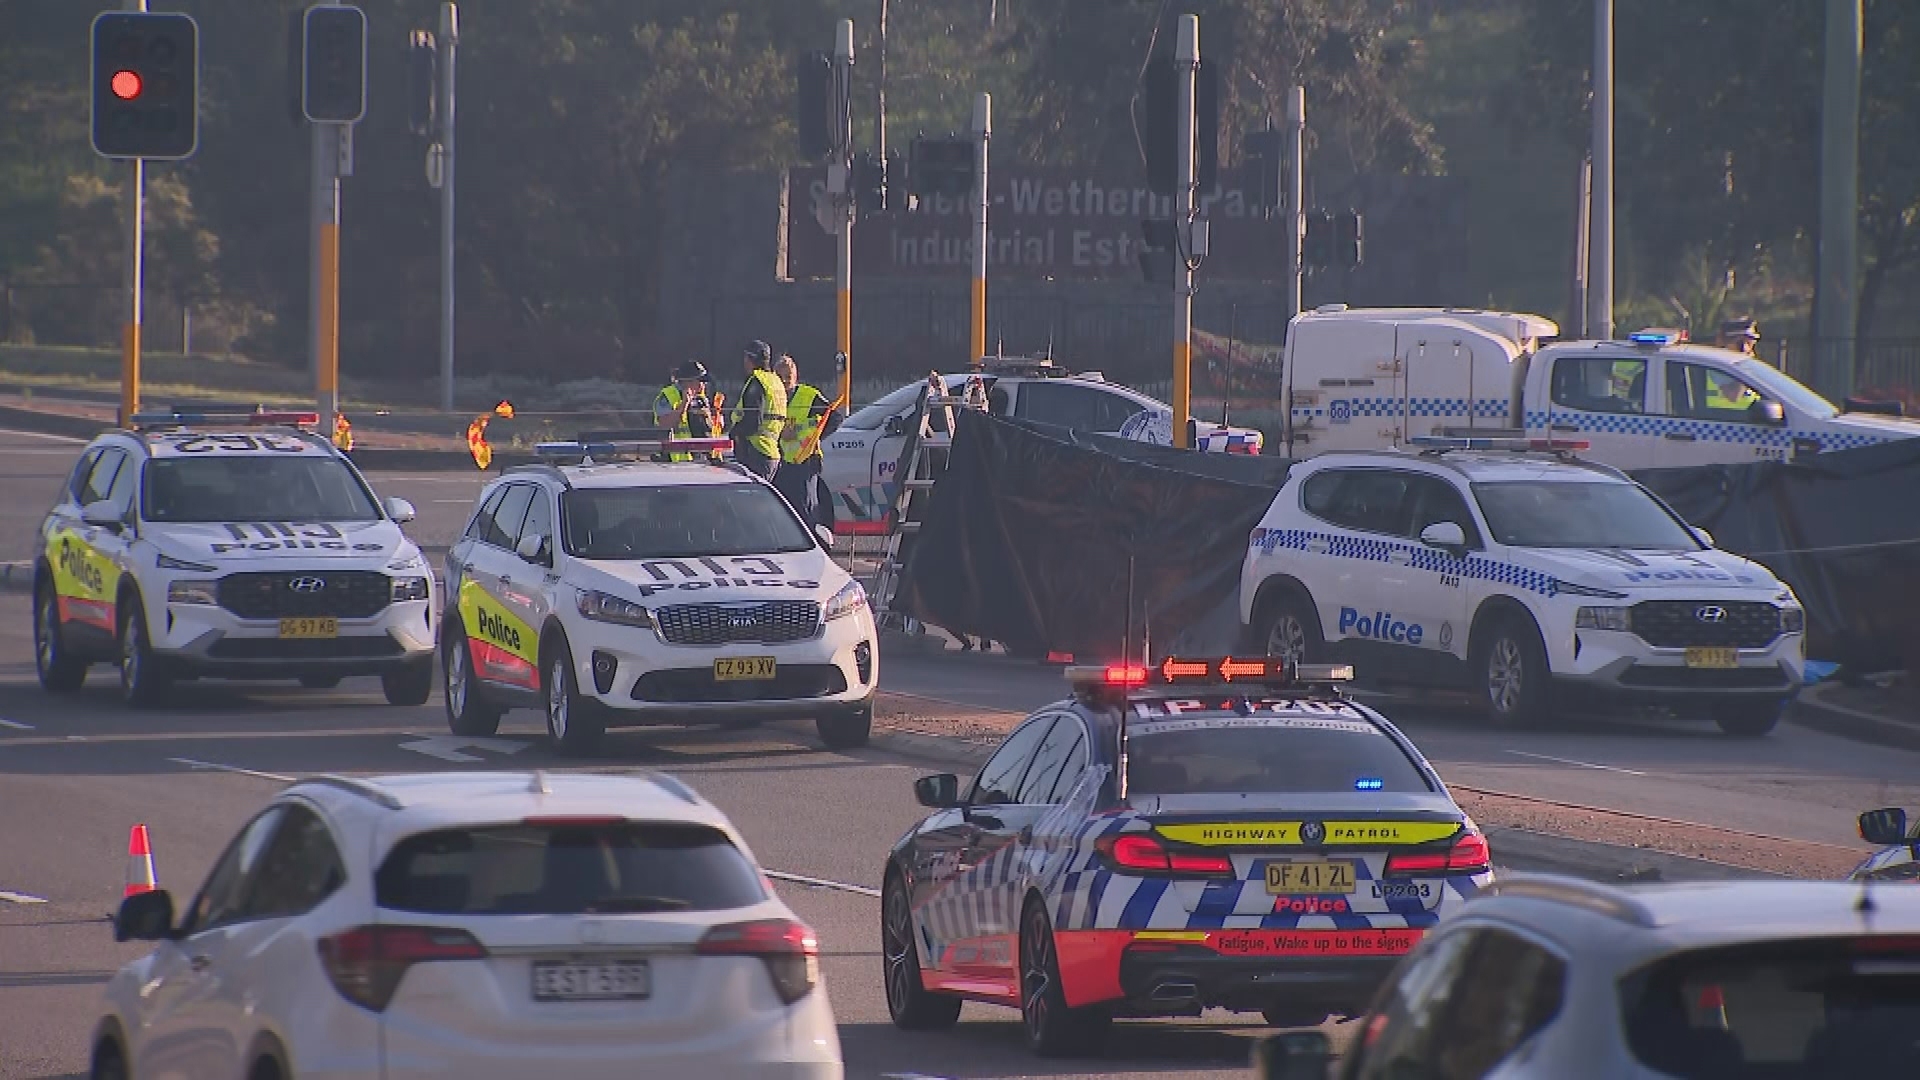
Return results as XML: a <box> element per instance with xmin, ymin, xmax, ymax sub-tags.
<box><xmin>1265</xmin><ymin>860</ymin><xmax>1357</xmax><ymax>895</ymax></box>
<box><xmin>1685</xmin><ymin>647</ymin><xmax>1738</xmax><ymax>669</ymax></box>
<box><xmin>531</xmin><ymin>958</ymin><xmax>651</xmax><ymax>1002</ymax></box>
<box><xmin>278</xmin><ymin>617</ymin><xmax>337</xmax><ymax>639</ymax></box>
<box><xmin>714</xmin><ymin>656</ymin><xmax>776</xmax><ymax>681</ymax></box>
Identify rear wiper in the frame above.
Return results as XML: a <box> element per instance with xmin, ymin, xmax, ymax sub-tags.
<box><xmin>581</xmin><ymin>895</ymin><xmax>692</xmax><ymax>913</ymax></box>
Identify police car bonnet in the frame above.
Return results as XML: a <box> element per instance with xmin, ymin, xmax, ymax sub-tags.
<box><xmin>578</xmin><ymin>550</ymin><xmax>834</xmax><ymax>600</ymax></box>
<box><xmin>1523</xmin><ymin>546</ymin><xmax>1767</xmax><ymax>590</ymax></box>
<box><xmin>158</xmin><ymin>520</ymin><xmax>404</xmax><ymax>559</ymax></box>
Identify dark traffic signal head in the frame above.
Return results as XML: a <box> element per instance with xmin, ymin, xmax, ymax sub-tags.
<box><xmin>852</xmin><ymin>150</ymin><xmax>886</xmax><ymax>214</ymax></box>
<box><xmin>796</xmin><ymin>51</ymin><xmax>833</xmax><ymax>160</ymax></box>
<box><xmin>303</xmin><ymin>4</ymin><xmax>368</xmax><ymax>124</ymax></box>
<box><xmin>1335</xmin><ymin>209</ymin><xmax>1364</xmax><ymax>268</ymax></box>
<box><xmin>1304</xmin><ymin>209</ymin><xmax>1335</xmax><ymax>270</ymax></box>
<box><xmin>91</xmin><ymin>11</ymin><xmax>198</xmax><ymax>160</ymax></box>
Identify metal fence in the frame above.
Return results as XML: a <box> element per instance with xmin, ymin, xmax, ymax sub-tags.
<box><xmin>1770</xmin><ymin>338</ymin><xmax>1920</xmax><ymax>401</ymax></box>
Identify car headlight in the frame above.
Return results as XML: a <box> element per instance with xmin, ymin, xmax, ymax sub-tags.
<box><xmin>387</xmin><ymin>553</ymin><xmax>428</xmax><ymax>573</ymax></box>
<box><xmin>823</xmin><ymin>580</ymin><xmax>868</xmax><ymax>621</ymax></box>
<box><xmin>1574</xmin><ymin>606</ymin><xmax>1630</xmax><ymax>632</ymax></box>
<box><xmin>391</xmin><ymin>576</ymin><xmax>430</xmax><ymax>602</ymax></box>
<box><xmin>157</xmin><ymin>553</ymin><xmax>217</xmax><ymax>573</ymax></box>
<box><xmin>578</xmin><ymin>589</ymin><xmax>654</xmax><ymax>629</ymax></box>
<box><xmin>1780</xmin><ymin>606</ymin><xmax>1805</xmax><ymax>634</ymax></box>
<box><xmin>1557</xmin><ymin>581</ymin><xmax>1629</xmax><ymax>600</ymax></box>
<box><xmin>167</xmin><ymin>580</ymin><xmax>219</xmax><ymax>605</ymax></box>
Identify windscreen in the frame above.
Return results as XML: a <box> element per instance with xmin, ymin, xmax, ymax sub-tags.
<box><xmin>561</xmin><ymin>483</ymin><xmax>812</xmax><ymax>559</ymax></box>
<box><xmin>1471</xmin><ymin>479</ymin><xmax>1699</xmax><ymax>549</ymax></box>
<box><xmin>1620</xmin><ymin>935</ymin><xmax>1920</xmax><ymax>1076</ymax></box>
<box><xmin>1738</xmin><ymin>362</ymin><xmax>1839</xmax><ymax>420</ymax></box>
<box><xmin>144</xmin><ymin>456</ymin><xmax>381</xmax><ymax>523</ymax></box>
<box><xmin>375</xmin><ymin>822</ymin><xmax>769</xmax><ymax>915</ymax></box>
<box><xmin>1125</xmin><ymin>717</ymin><xmax>1434</xmax><ymax>795</ymax></box>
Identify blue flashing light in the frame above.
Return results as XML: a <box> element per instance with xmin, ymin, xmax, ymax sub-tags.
<box><xmin>1627</xmin><ymin>329</ymin><xmax>1683</xmax><ymax>346</ymax></box>
<box><xmin>1354</xmin><ymin>777</ymin><xmax>1385</xmax><ymax>791</ymax></box>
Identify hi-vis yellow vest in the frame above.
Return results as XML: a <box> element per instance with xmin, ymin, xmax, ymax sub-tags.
<box><xmin>780</xmin><ymin>383</ymin><xmax>825</xmax><ymax>464</ymax></box>
<box><xmin>657</xmin><ymin>384</ymin><xmax>694</xmax><ymax>461</ymax></box>
<box><xmin>731</xmin><ymin>369</ymin><xmax>787</xmax><ymax>458</ymax></box>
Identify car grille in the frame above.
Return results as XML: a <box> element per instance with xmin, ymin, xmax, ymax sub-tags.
<box><xmin>217</xmin><ymin>571</ymin><xmax>392</xmax><ymax>620</ymax></box>
<box><xmin>631</xmin><ymin>664</ymin><xmax>847</xmax><ymax>703</ymax></box>
<box><xmin>1630</xmin><ymin>601</ymin><xmax>1781</xmax><ymax>649</ymax></box>
<box><xmin>654</xmin><ymin>601</ymin><xmax>821</xmax><ymax>646</ymax></box>
<box><xmin>207</xmin><ymin>636</ymin><xmax>406</xmax><ymax>660</ymax></box>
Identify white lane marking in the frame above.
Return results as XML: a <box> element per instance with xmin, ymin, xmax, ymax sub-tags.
<box><xmin>167</xmin><ymin>757</ymin><xmax>296</xmax><ymax>783</ymax></box>
<box><xmin>0</xmin><ymin>890</ymin><xmax>48</xmax><ymax>904</ymax></box>
<box><xmin>0</xmin><ymin>429</ymin><xmax>87</xmax><ymax>444</ymax></box>
<box><xmin>431</xmin><ymin>499</ymin><xmax>473</xmax><ymax>503</ymax></box>
<box><xmin>764</xmin><ymin>869</ymin><xmax>882</xmax><ymax>899</ymax></box>
<box><xmin>0</xmin><ymin>718</ymin><xmax>34</xmax><ymax>730</ymax></box>
<box><xmin>397</xmin><ymin>735</ymin><xmax>528</xmax><ymax>763</ymax></box>
<box><xmin>882</xmin><ymin>1074</ymin><xmax>955</xmax><ymax>1080</ymax></box>
<box><xmin>1502</xmin><ymin>750</ymin><xmax>1648</xmax><ymax>777</ymax></box>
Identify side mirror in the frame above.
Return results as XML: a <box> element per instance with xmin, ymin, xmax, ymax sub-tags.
<box><xmin>515</xmin><ymin>533</ymin><xmax>551</xmax><ymax>565</ymax></box>
<box><xmin>914</xmin><ymin>773</ymin><xmax>961</xmax><ymax>809</ymax></box>
<box><xmin>1691</xmin><ymin>526</ymin><xmax>1715</xmax><ymax>549</ymax></box>
<box><xmin>1860</xmin><ymin>807</ymin><xmax>1910</xmax><ymax>846</ymax></box>
<box><xmin>814</xmin><ymin>524</ymin><xmax>836</xmax><ymax>551</ymax></box>
<box><xmin>385</xmin><ymin>496</ymin><xmax>418</xmax><ymax>524</ymax></box>
<box><xmin>883</xmin><ymin>415</ymin><xmax>911</xmax><ymax>437</ymax></box>
<box><xmin>81</xmin><ymin>500</ymin><xmax>124</xmax><ymax>531</ymax></box>
<box><xmin>1419</xmin><ymin>521</ymin><xmax>1467</xmax><ymax>549</ymax></box>
<box><xmin>1750</xmin><ymin>399</ymin><xmax>1786</xmax><ymax>426</ymax></box>
<box><xmin>1253</xmin><ymin>1030</ymin><xmax>1334</xmax><ymax>1080</ymax></box>
<box><xmin>114</xmin><ymin>889</ymin><xmax>176</xmax><ymax>943</ymax></box>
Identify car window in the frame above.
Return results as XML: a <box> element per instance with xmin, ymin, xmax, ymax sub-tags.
<box><xmin>1407</xmin><ymin>474</ymin><xmax>1483</xmax><ymax>546</ymax></box>
<box><xmin>560</xmin><ymin>483</ymin><xmax>812</xmax><ymax>559</ymax></box>
<box><xmin>1345</xmin><ymin>928</ymin><xmax>1482</xmax><ymax>1080</ymax></box>
<box><xmin>143</xmin><ymin>456</ymin><xmax>382</xmax><ymax>523</ymax></box>
<box><xmin>484</xmin><ymin>484</ymin><xmax>535</xmax><ymax>550</ymax></box>
<box><xmin>519</xmin><ymin>488</ymin><xmax>555</xmax><ymax>549</ymax></box>
<box><xmin>970</xmin><ymin>717</ymin><xmax>1055</xmax><ymax>806</ymax></box>
<box><xmin>465</xmin><ymin>486</ymin><xmax>507</xmax><ymax>540</ymax></box>
<box><xmin>80</xmin><ymin>449</ymin><xmax>125</xmax><ymax>508</ymax></box>
<box><xmin>180</xmin><ymin>805</ymin><xmax>289</xmax><ymax>936</ymax></box>
<box><xmin>375</xmin><ymin>822</ymin><xmax>769</xmax><ymax>915</ymax></box>
<box><xmin>1046</xmin><ymin>730</ymin><xmax>1091</xmax><ymax>803</ymax></box>
<box><xmin>1550</xmin><ymin>356</ymin><xmax>1648</xmax><ymax>414</ymax></box>
<box><xmin>1666</xmin><ymin>360</ymin><xmax>1765</xmax><ymax>422</ymax></box>
<box><xmin>66</xmin><ymin>448</ymin><xmax>102</xmax><ymax>504</ymax></box>
<box><xmin>1016</xmin><ymin>716</ymin><xmax>1084</xmax><ymax>806</ymax></box>
<box><xmin>240</xmin><ymin>804</ymin><xmax>347</xmax><ymax>920</ymax></box>
<box><xmin>1300</xmin><ymin>468</ymin><xmax>1415</xmax><ymax>536</ymax></box>
<box><xmin>1015</xmin><ymin>382</ymin><xmax>1145</xmax><ymax>431</ymax></box>
<box><xmin>842</xmin><ymin>382</ymin><xmax>929</xmax><ymax>431</ymax></box>
<box><xmin>1125</xmin><ymin>717</ymin><xmax>1434</xmax><ymax>795</ymax></box>
<box><xmin>1428</xmin><ymin>929</ymin><xmax>1567</xmax><ymax>1078</ymax></box>
<box><xmin>105</xmin><ymin>450</ymin><xmax>140</xmax><ymax>518</ymax></box>
<box><xmin>1472</xmin><ymin>479</ymin><xmax>1700</xmax><ymax>549</ymax></box>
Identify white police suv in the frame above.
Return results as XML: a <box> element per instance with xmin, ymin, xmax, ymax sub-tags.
<box><xmin>1239</xmin><ymin>436</ymin><xmax>1807</xmax><ymax>735</ymax></box>
<box><xmin>33</xmin><ymin>410</ymin><xmax>436</xmax><ymax>707</ymax></box>
<box><xmin>440</xmin><ymin>433</ymin><xmax>878</xmax><ymax>755</ymax></box>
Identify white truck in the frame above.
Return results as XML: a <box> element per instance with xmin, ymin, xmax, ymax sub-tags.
<box><xmin>1279</xmin><ymin>306</ymin><xmax>1920</xmax><ymax>469</ymax></box>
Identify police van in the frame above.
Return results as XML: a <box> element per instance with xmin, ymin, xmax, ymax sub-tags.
<box><xmin>1239</xmin><ymin>436</ymin><xmax>1807</xmax><ymax>735</ymax></box>
<box><xmin>33</xmin><ymin>410</ymin><xmax>437</xmax><ymax>706</ymax></box>
<box><xmin>440</xmin><ymin>432</ymin><xmax>878</xmax><ymax>755</ymax></box>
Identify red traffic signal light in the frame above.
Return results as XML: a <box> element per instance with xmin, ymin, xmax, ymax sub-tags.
<box><xmin>111</xmin><ymin>70</ymin><xmax>143</xmax><ymax>100</ymax></box>
<box><xmin>91</xmin><ymin>11</ymin><xmax>198</xmax><ymax>160</ymax></box>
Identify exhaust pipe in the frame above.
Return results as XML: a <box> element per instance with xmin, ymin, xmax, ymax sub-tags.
<box><xmin>1151</xmin><ymin>980</ymin><xmax>1199</xmax><ymax>1002</ymax></box>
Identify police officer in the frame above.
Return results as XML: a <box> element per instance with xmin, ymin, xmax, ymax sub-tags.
<box><xmin>1717</xmin><ymin>317</ymin><xmax>1761</xmax><ymax>357</ymax></box>
<box><xmin>654</xmin><ymin>360</ymin><xmax>715</xmax><ymax>462</ymax></box>
<box><xmin>771</xmin><ymin>355</ymin><xmax>833</xmax><ymax>530</ymax></box>
<box><xmin>730</xmin><ymin>340</ymin><xmax>788</xmax><ymax>481</ymax></box>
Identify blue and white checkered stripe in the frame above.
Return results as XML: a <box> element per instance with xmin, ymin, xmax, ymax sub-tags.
<box><xmin>1196</xmin><ymin>429</ymin><xmax>1264</xmax><ymax>454</ymax></box>
<box><xmin>1250</xmin><ymin>527</ymin><xmax>1560</xmax><ymax>597</ymax></box>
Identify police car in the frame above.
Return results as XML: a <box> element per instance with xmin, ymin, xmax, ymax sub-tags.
<box><xmin>440</xmin><ymin>432</ymin><xmax>877</xmax><ymax>755</ymax></box>
<box><xmin>880</xmin><ymin>657</ymin><xmax>1492</xmax><ymax>1056</ymax></box>
<box><xmin>33</xmin><ymin>410</ymin><xmax>436</xmax><ymax>706</ymax></box>
<box><xmin>1853</xmin><ymin>806</ymin><xmax>1920</xmax><ymax>883</ymax></box>
<box><xmin>1240</xmin><ymin>436</ymin><xmax>1807</xmax><ymax>735</ymax></box>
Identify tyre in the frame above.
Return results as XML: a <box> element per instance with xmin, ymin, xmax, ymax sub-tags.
<box><xmin>298</xmin><ymin>674</ymin><xmax>343</xmax><ymax>689</ymax></box>
<box><xmin>34</xmin><ymin>581</ymin><xmax>87</xmax><ymax>693</ymax></box>
<box><xmin>117</xmin><ymin>597</ymin><xmax>171</xmax><ymax>708</ymax></box>
<box><xmin>1020</xmin><ymin>899</ymin><xmax>1110</xmax><ymax>1057</ymax></box>
<box><xmin>1472</xmin><ymin>613</ymin><xmax>1551</xmax><ymax>728</ymax></box>
<box><xmin>1252</xmin><ymin>589</ymin><xmax>1323</xmax><ymax>667</ymax></box>
<box><xmin>442</xmin><ymin>627</ymin><xmax>503</xmax><ymax>736</ymax></box>
<box><xmin>817</xmin><ymin>704</ymin><xmax>872</xmax><ymax>750</ymax></box>
<box><xmin>382</xmin><ymin>657</ymin><xmax>434</xmax><ymax>706</ymax></box>
<box><xmin>544</xmin><ymin>637</ymin><xmax>606</xmax><ymax>756</ymax></box>
<box><xmin>1714</xmin><ymin>699</ymin><xmax>1782</xmax><ymax>737</ymax></box>
<box><xmin>89</xmin><ymin>1039</ymin><xmax>127</xmax><ymax>1080</ymax></box>
<box><xmin>1263</xmin><ymin>1006</ymin><xmax>1331</xmax><ymax>1028</ymax></box>
<box><xmin>881</xmin><ymin>869</ymin><xmax>961</xmax><ymax>1031</ymax></box>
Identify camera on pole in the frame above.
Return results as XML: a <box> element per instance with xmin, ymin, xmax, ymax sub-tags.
<box><xmin>303</xmin><ymin>5</ymin><xmax>368</xmax><ymax>124</ymax></box>
<box><xmin>90</xmin><ymin>11</ymin><xmax>199</xmax><ymax>160</ymax></box>
<box><xmin>1143</xmin><ymin>55</ymin><xmax>1217</xmax><ymax>196</ymax></box>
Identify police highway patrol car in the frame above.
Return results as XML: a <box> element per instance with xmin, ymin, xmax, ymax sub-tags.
<box><xmin>34</xmin><ymin>410</ymin><xmax>436</xmax><ymax>706</ymax></box>
<box><xmin>441</xmin><ymin>432</ymin><xmax>877</xmax><ymax>755</ymax></box>
<box><xmin>881</xmin><ymin>657</ymin><xmax>1491</xmax><ymax>1056</ymax></box>
<box><xmin>1240</xmin><ymin>435</ymin><xmax>1807</xmax><ymax>735</ymax></box>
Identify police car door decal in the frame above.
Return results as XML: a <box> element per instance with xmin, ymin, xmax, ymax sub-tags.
<box><xmin>458</xmin><ymin>578</ymin><xmax>539</xmax><ymax>689</ymax></box>
<box><xmin>48</xmin><ymin>528</ymin><xmax>119</xmax><ymax>632</ymax></box>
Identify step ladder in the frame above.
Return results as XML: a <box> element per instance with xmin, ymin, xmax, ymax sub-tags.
<box><xmin>871</xmin><ymin>377</ymin><xmax>984</xmax><ymax>631</ymax></box>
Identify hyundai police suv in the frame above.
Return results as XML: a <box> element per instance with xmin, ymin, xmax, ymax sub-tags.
<box><xmin>33</xmin><ymin>411</ymin><xmax>437</xmax><ymax>707</ymax></box>
<box><xmin>440</xmin><ymin>433</ymin><xmax>878</xmax><ymax>755</ymax></box>
<box><xmin>1240</xmin><ymin>437</ymin><xmax>1807</xmax><ymax>736</ymax></box>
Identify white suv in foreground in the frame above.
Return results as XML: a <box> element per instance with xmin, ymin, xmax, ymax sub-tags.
<box><xmin>95</xmin><ymin>771</ymin><xmax>843</xmax><ymax>1080</ymax></box>
<box><xmin>1240</xmin><ymin>437</ymin><xmax>1806</xmax><ymax>735</ymax></box>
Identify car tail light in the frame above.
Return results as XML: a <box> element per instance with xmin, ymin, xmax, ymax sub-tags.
<box><xmin>1095</xmin><ymin>833</ymin><xmax>1233</xmax><ymax>877</ymax></box>
<box><xmin>317</xmin><ymin>925</ymin><xmax>488</xmax><ymax>1012</ymax></box>
<box><xmin>1384</xmin><ymin>830</ymin><xmax>1490</xmax><ymax>877</ymax></box>
<box><xmin>696</xmin><ymin>918</ymin><xmax>820</xmax><ymax>1005</ymax></box>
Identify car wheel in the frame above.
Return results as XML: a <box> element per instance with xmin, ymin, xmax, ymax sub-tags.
<box><xmin>881</xmin><ymin>869</ymin><xmax>961</xmax><ymax>1030</ymax></box>
<box><xmin>544</xmin><ymin>637</ymin><xmax>606</xmax><ymax>756</ymax></box>
<box><xmin>1474</xmin><ymin>614</ymin><xmax>1551</xmax><ymax>728</ymax></box>
<box><xmin>382</xmin><ymin>657</ymin><xmax>434</xmax><ymax>706</ymax></box>
<box><xmin>298</xmin><ymin>674</ymin><xmax>343</xmax><ymax>689</ymax></box>
<box><xmin>817</xmin><ymin>704</ymin><xmax>872</xmax><ymax>750</ymax></box>
<box><xmin>1713</xmin><ymin>699</ymin><xmax>1782</xmax><ymax>737</ymax></box>
<box><xmin>442</xmin><ymin>627</ymin><xmax>502</xmax><ymax>736</ymax></box>
<box><xmin>117</xmin><ymin>598</ymin><xmax>170</xmax><ymax>708</ymax></box>
<box><xmin>34</xmin><ymin>582</ymin><xmax>87</xmax><ymax>693</ymax></box>
<box><xmin>1020</xmin><ymin>899</ymin><xmax>1109</xmax><ymax>1057</ymax></box>
<box><xmin>1254</xmin><ymin>590</ymin><xmax>1322</xmax><ymax>667</ymax></box>
<box><xmin>248</xmin><ymin>1056</ymin><xmax>283</xmax><ymax>1080</ymax></box>
<box><xmin>89</xmin><ymin>1039</ymin><xmax>127</xmax><ymax>1080</ymax></box>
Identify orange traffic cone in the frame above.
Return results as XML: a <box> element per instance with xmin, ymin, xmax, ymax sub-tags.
<box><xmin>124</xmin><ymin>824</ymin><xmax>156</xmax><ymax>897</ymax></box>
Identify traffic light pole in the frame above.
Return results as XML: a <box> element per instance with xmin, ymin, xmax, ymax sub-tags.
<box><xmin>970</xmin><ymin>93</ymin><xmax>989</xmax><ymax>365</ymax></box>
<box><xmin>310</xmin><ymin>122</ymin><xmax>342</xmax><ymax>435</ymax></box>
<box><xmin>1285</xmin><ymin>85</ymin><xmax>1305</xmax><ymax>328</ymax></box>
<box><xmin>1171</xmin><ymin>16</ymin><xmax>1198</xmax><ymax>450</ymax></box>
<box><xmin>438</xmin><ymin>2</ymin><xmax>459</xmax><ymax>412</ymax></box>
<box><xmin>120</xmin><ymin>0</ymin><xmax>148</xmax><ymax>426</ymax></box>
<box><xmin>833</xmin><ymin>20</ymin><xmax>854</xmax><ymax>416</ymax></box>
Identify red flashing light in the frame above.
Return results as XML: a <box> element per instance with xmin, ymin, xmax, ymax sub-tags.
<box><xmin>111</xmin><ymin>70</ymin><xmax>143</xmax><ymax>100</ymax></box>
<box><xmin>1528</xmin><ymin>438</ymin><xmax>1590</xmax><ymax>452</ymax></box>
<box><xmin>247</xmin><ymin>411</ymin><xmax>321</xmax><ymax>426</ymax></box>
<box><xmin>1096</xmin><ymin>833</ymin><xmax>1232</xmax><ymax>876</ymax></box>
<box><xmin>1104</xmin><ymin>664</ymin><xmax>1149</xmax><ymax>686</ymax></box>
<box><xmin>1384</xmin><ymin>830</ymin><xmax>1490</xmax><ymax>877</ymax></box>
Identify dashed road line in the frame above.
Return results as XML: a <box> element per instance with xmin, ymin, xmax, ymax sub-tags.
<box><xmin>0</xmin><ymin>718</ymin><xmax>34</xmax><ymax>731</ymax></box>
<box><xmin>0</xmin><ymin>890</ymin><xmax>48</xmax><ymax>904</ymax></box>
<box><xmin>1502</xmin><ymin>749</ymin><xmax>1648</xmax><ymax>777</ymax></box>
<box><xmin>167</xmin><ymin>757</ymin><xmax>295</xmax><ymax>783</ymax></box>
<box><xmin>763</xmin><ymin>869</ymin><xmax>881</xmax><ymax>899</ymax></box>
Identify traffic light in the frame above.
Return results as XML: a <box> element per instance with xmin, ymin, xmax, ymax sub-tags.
<box><xmin>908</xmin><ymin>135</ymin><xmax>971</xmax><ymax>199</ymax></box>
<box><xmin>1304</xmin><ymin>209</ymin><xmax>1334</xmax><ymax>270</ymax></box>
<box><xmin>1335</xmin><ymin>209</ymin><xmax>1364</xmax><ymax>268</ymax></box>
<box><xmin>1138</xmin><ymin>218</ymin><xmax>1178</xmax><ymax>286</ymax></box>
<box><xmin>90</xmin><ymin>11</ymin><xmax>198</xmax><ymax>160</ymax></box>
<box><xmin>1143</xmin><ymin>55</ymin><xmax>1218</xmax><ymax>197</ymax></box>
<box><xmin>852</xmin><ymin>150</ymin><xmax>887</xmax><ymax>214</ymax></box>
<box><xmin>303</xmin><ymin>5</ymin><xmax>368</xmax><ymax>124</ymax></box>
<box><xmin>407</xmin><ymin>30</ymin><xmax>438</xmax><ymax>138</ymax></box>
<box><xmin>796</xmin><ymin>51</ymin><xmax>832</xmax><ymax>160</ymax></box>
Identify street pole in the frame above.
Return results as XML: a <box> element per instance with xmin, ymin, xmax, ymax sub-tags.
<box><xmin>1571</xmin><ymin>154</ymin><xmax>1592</xmax><ymax>338</ymax></box>
<box><xmin>875</xmin><ymin>0</ymin><xmax>887</xmax><ymax>168</ymax></box>
<box><xmin>1171</xmin><ymin>15</ymin><xmax>1197</xmax><ymax>450</ymax></box>
<box><xmin>120</xmin><ymin>0</ymin><xmax>147</xmax><ymax>426</ymax></box>
<box><xmin>834</xmin><ymin>19</ymin><xmax>854</xmax><ymax>414</ymax></box>
<box><xmin>311</xmin><ymin>122</ymin><xmax>341</xmax><ymax>433</ymax></box>
<box><xmin>971</xmin><ymin>93</ymin><xmax>990</xmax><ymax>365</ymax></box>
<box><xmin>1815</xmin><ymin>0</ymin><xmax>1861</xmax><ymax>400</ymax></box>
<box><xmin>438</xmin><ymin>3</ymin><xmax>459</xmax><ymax>412</ymax></box>
<box><xmin>1284</xmin><ymin>84</ymin><xmax>1305</xmax><ymax>328</ymax></box>
<box><xmin>1589</xmin><ymin>0</ymin><xmax>1614</xmax><ymax>340</ymax></box>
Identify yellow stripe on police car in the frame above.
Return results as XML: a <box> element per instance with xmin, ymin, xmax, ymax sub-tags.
<box><xmin>1153</xmin><ymin>821</ymin><xmax>1462</xmax><ymax>846</ymax></box>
